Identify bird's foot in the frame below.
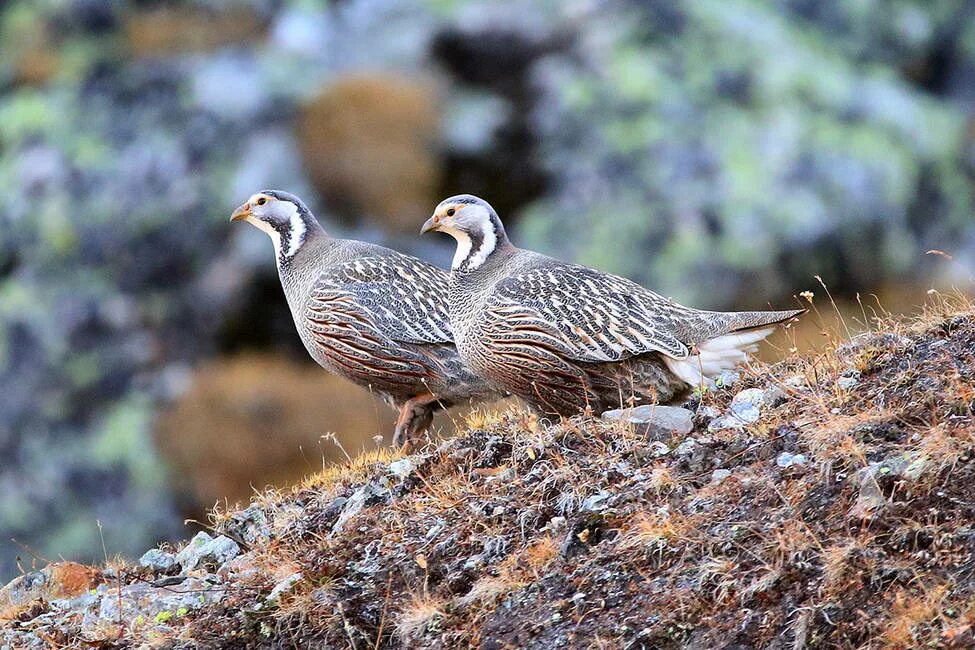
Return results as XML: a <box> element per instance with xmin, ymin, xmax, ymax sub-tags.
<box><xmin>392</xmin><ymin>394</ymin><xmax>439</xmax><ymax>448</ymax></box>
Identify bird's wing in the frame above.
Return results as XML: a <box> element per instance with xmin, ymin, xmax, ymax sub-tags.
<box><xmin>481</xmin><ymin>265</ymin><xmax>696</xmax><ymax>363</ymax></box>
<box><xmin>305</xmin><ymin>254</ymin><xmax>454</xmax><ymax>346</ymax></box>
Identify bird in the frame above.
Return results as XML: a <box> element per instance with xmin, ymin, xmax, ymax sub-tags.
<box><xmin>420</xmin><ymin>194</ymin><xmax>804</xmax><ymax>417</ymax></box>
<box><xmin>230</xmin><ymin>190</ymin><xmax>499</xmax><ymax>446</ymax></box>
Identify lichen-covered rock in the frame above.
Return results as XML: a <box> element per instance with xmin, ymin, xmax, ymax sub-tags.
<box><xmin>138</xmin><ymin>549</ymin><xmax>176</xmax><ymax>573</ymax></box>
<box><xmin>79</xmin><ymin>576</ymin><xmax>224</xmax><ymax>639</ymax></box>
<box><xmin>331</xmin><ymin>481</ymin><xmax>390</xmax><ymax>534</ymax></box>
<box><xmin>848</xmin><ymin>451</ymin><xmax>927</xmax><ymax>519</ymax></box>
<box><xmin>175</xmin><ymin>533</ymin><xmax>239</xmax><ymax>572</ymax></box>
<box><xmin>221</xmin><ymin>505</ymin><xmax>271</xmax><ymax>548</ymax></box>
<box><xmin>601</xmin><ymin>405</ymin><xmax>694</xmax><ymax>442</ymax></box>
<box><xmin>517</xmin><ymin>1</ymin><xmax>975</xmax><ymax>305</ymax></box>
<box><xmin>0</xmin><ymin>562</ymin><xmax>99</xmax><ymax>620</ymax></box>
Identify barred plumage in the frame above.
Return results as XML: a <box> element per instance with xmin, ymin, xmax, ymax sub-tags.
<box><xmin>421</xmin><ymin>194</ymin><xmax>804</xmax><ymax>417</ymax></box>
<box><xmin>232</xmin><ymin>190</ymin><xmax>498</xmax><ymax>445</ymax></box>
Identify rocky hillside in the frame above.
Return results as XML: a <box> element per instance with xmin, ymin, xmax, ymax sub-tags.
<box><xmin>2</xmin><ymin>294</ymin><xmax>974</xmax><ymax>648</ymax></box>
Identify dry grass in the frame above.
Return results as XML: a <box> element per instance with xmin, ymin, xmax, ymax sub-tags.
<box><xmin>395</xmin><ymin>594</ymin><xmax>446</xmax><ymax>642</ymax></box>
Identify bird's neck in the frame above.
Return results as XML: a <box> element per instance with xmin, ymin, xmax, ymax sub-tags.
<box><xmin>276</xmin><ymin>226</ymin><xmax>334</xmax><ymax>314</ymax></box>
<box><xmin>273</xmin><ymin>213</ymin><xmax>325</xmax><ymax>268</ymax></box>
<box><xmin>452</xmin><ymin>217</ymin><xmax>511</xmax><ymax>273</ymax></box>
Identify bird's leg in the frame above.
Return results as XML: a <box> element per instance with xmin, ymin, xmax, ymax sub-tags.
<box><xmin>392</xmin><ymin>394</ymin><xmax>439</xmax><ymax>448</ymax></box>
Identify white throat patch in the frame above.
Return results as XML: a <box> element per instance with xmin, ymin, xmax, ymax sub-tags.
<box><xmin>449</xmin><ymin>205</ymin><xmax>497</xmax><ymax>271</ymax></box>
<box><xmin>451</xmin><ymin>231</ymin><xmax>473</xmax><ymax>270</ymax></box>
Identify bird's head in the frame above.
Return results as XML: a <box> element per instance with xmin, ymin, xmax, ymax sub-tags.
<box><xmin>230</xmin><ymin>190</ymin><xmax>321</xmax><ymax>264</ymax></box>
<box><xmin>420</xmin><ymin>194</ymin><xmax>508</xmax><ymax>271</ymax></box>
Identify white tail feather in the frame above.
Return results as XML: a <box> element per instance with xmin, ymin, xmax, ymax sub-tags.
<box><xmin>663</xmin><ymin>327</ymin><xmax>774</xmax><ymax>387</ymax></box>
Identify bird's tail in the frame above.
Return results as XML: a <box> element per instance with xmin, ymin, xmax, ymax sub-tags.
<box><xmin>663</xmin><ymin>308</ymin><xmax>805</xmax><ymax>387</ymax></box>
<box><xmin>727</xmin><ymin>308</ymin><xmax>806</xmax><ymax>333</ymax></box>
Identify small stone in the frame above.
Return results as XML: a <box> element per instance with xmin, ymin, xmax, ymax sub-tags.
<box><xmin>139</xmin><ymin>549</ymin><xmax>176</xmax><ymax>573</ymax></box>
<box><xmin>838</xmin><ymin>375</ymin><xmax>859</xmax><ymax>390</ymax></box>
<box><xmin>697</xmin><ymin>405</ymin><xmax>721</xmax><ymax>420</ymax></box>
<box><xmin>707</xmin><ymin>416</ymin><xmax>734</xmax><ymax>432</ymax></box>
<box><xmin>784</xmin><ymin>375</ymin><xmax>808</xmax><ymax>389</ymax></box>
<box><xmin>223</xmin><ymin>506</ymin><xmax>271</xmax><ymax>546</ymax></box>
<box><xmin>601</xmin><ymin>405</ymin><xmax>694</xmax><ymax>442</ymax></box>
<box><xmin>176</xmin><ymin>532</ymin><xmax>240</xmax><ymax>571</ymax></box>
<box><xmin>728</xmin><ymin>388</ymin><xmax>766</xmax><ymax>424</ymax></box>
<box><xmin>546</xmin><ymin>516</ymin><xmax>567</xmax><ymax>532</ymax></box>
<box><xmin>648</xmin><ymin>441</ymin><xmax>670</xmax><ymax>457</ymax></box>
<box><xmin>425</xmin><ymin>522</ymin><xmax>445</xmax><ymax>539</ymax></box>
<box><xmin>849</xmin><ymin>475</ymin><xmax>886</xmax><ymax>519</ymax></box>
<box><xmin>776</xmin><ymin>452</ymin><xmax>808</xmax><ymax>468</ymax></box>
<box><xmin>176</xmin><ymin>532</ymin><xmax>212</xmax><ymax>564</ymax></box>
<box><xmin>672</xmin><ymin>437</ymin><xmax>714</xmax><ymax>473</ymax></box>
<box><xmin>331</xmin><ymin>481</ymin><xmax>388</xmax><ymax>534</ymax></box>
<box><xmin>710</xmin><ymin>469</ymin><xmax>732</xmax><ymax>484</ymax></box>
<box><xmin>388</xmin><ymin>457</ymin><xmax>417</xmax><ymax>479</ymax></box>
<box><xmin>714</xmin><ymin>370</ymin><xmax>740</xmax><ymax>387</ymax></box>
<box><xmin>266</xmin><ymin>572</ymin><xmax>303</xmax><ymax>607</ymax></box>
<box><xmin>710</xmin><ymin>387</ymin><xmax>769</xmax><ymax>430</ymax></box>
<box><xmin>581</xmin><ymin>491</ymin><xmax>612</xmax><ymax>512</ymax></box>
<box><xmin>673</xmin><ymin>439</ymin><xmax>698</xmax><ymax>457</ymax></box>
<box><xmin>762</xmin><ymin>385</ymin><xmax>789</xmax><ymax>406</ymax></box>
<box><xmin>848</xmin><ymin>452</ymin><xmax>923</xmax><ymax>518</ymax></box>
<box><xmin>207</xmin><ymin>536</ymin><xmax>239</xmax><ymax>566</ymax></box>
<box><xmin>217</xmin><ymin>551</ymin><xmax>261</xmax><ymax>582</ymax></box>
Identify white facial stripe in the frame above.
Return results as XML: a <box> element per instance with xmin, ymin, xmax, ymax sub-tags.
<box><xmin>281</xmin><ymin>202</ymin><xmax>305</xmax><ymax>259</ymax></box>
<box><xmin>466</xmin><ymin>218</ymin><xmax>496</xmax><ymax>270</ymax></box>
<box><xmin>449</xmin><ymin>229</ymin><xmax>473</xmax><ymax>270</ymax></box>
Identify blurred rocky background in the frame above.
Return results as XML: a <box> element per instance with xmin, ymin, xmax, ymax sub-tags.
<box><xmin>0</xmin><ymin>0</ymin><xmax>973</xmax><ymax>581</ymax></box>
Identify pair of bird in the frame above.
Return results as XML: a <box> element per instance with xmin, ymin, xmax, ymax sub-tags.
<box><xmin>231</xmin><ymin>191</ymin><xmax>802</xmax><ymax>446</ymax></box>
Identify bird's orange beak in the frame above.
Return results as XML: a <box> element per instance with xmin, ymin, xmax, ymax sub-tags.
<box><xmin>420</xmin><ymin>214</ymin><xmax>441</xmax><ymax>234</ymax></box>
<box><xmin>230</xmin><ymin>202</ymin><xmax>251</xmax><ymax>222</ymax></box>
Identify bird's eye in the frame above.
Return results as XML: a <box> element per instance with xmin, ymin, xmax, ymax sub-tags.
<box><xmin>446</xmin><ymin>208</ymin><xmax>455</xmax><ymax>217</ymax></box>
<box><xmin>256</xmin><ymin>197</ymin><xmax>267</xmax><ymax>206</ymax></box>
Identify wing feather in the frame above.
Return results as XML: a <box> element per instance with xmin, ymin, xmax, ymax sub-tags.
<box><xmin>482</xmin><ymin>265</ymin><xmax>694</xmax><ymax>363</ymax></box>
<box><xmin>298</xmin><ymin>254</ymin><xmax>454</xmax><ymax>390</ymax></box>
<box><xmin>306</xmin><ymin>254</ymin><xmax>453</xmax><ymax>345</ymax></box>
